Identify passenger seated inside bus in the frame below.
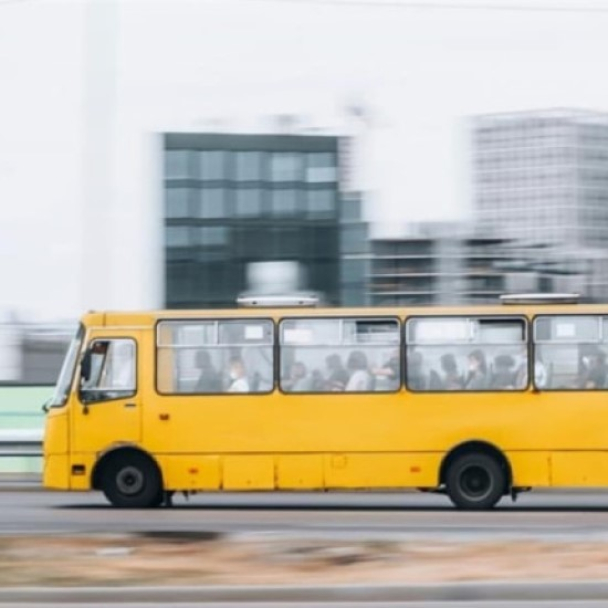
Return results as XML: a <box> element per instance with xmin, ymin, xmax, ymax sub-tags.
<box><xmin>310</xmin><ymin>368</ymin><xmax>324</xmax><ymax>392</ymax></box>
<box><xmin>227</xmin><ymin>356</ymin><xmax>250</xmax><ymax>393</ymax></box>
<box><xmin>406</xmin><ymin>350</ymin><xmax>427</xmax><ymax>390</ymax></box>
<box><xmin>282</xmin><ymin>361</ymin><xmax>314</xmax><ymax>392</ymax></box>
<box><xmin>324</xmin><ymin>354</ymin><xmax>349</xmax><ymax>391</ymax></box>
<box><xmin>345</xmin><ymin>350</ymin><xmax>372</xmax><ymax>391</ymax></box>
<box><xmin>372</xmin><ymin>350</ymin><xmax>400</xmax><ymax>390</ymax></box>
<box><xmin>464</xmin><ymin>349</ymin><xmax>489</xmax><ymax>390</ymax></box>
<box><xmin>194</xmin><ymin>350</ymin><xmax>222</xmax><ymax>393</ymax></box>
<box><xmin>491</xmin><ymin>354</ymin><xmax>517</xmax><ymax>390</ymax></box>
<box><xmin>578</xmin><ymin>348</ymin><xmax>608</xmax><ymax>389</ymax></box>
<box><xmin>439</xmin><ymin>353</ymin><xmax>463</xmax><ymax>390</ymax></box>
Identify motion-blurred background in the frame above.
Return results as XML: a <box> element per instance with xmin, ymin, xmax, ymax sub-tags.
<box><xmin>2</xmin><ymin>0</ymin><xmax>608</xmax><ymax>385</ymax></box>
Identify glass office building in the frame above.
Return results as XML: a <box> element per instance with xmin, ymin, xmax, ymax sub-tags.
<box><xmin>474</xmin><ymin>109</ymin><xmax>608</xmax><ymax>248</ymax></box>
<box><xmin>473</xmin><ymin>109</ymin><xmax>608</xmax><ymax>300</ymax></box>
<box><xmin>164</xmin><ymin>133</ymin><xmax>341</xmax><ymax>308</ymax></box>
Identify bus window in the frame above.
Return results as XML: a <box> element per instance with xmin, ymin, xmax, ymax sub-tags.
<box><xmin>279</xmin><ymin>317</ymin><xmax>400</xmax><ymax>393</ymax></box>
<box><xmin>405</xmin><ymin>317</ymin><xmax>528</xmax><ymax>392</ymax></box>
<box><xmin>156</xmin><ymin>319</ymin><xmax>274</xmax><ymax>394</ymax></box>
<box><xmin>533</xmin><ymin>315</ymin><xmax>607</xmax><ymax>390</ymax></box>
<box><xmin>80</xmin><ymin>338</ymin><xmax>136</xmax><ymax>402</ymax></box>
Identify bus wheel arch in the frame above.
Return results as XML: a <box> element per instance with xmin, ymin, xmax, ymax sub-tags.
<box><xmin>92</xmin><ymin>446</ymin><xmax>164</xmax><ymax>508</ymax></box>
<box><xmin>439</xmin><ymin>441</ymin><xmax>512</xmax><ymax>510</ymax></box>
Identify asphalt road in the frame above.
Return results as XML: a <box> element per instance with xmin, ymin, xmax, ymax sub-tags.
<box><xmin>4</xmin><ymin>490</ymin><xmax>608</xmax><ymax>606</ymax></box>
<box><xmin>5</xmin><ymin>603</ymin><xmax>608</xmax><ymax>607</ymax></box>
<box><xmin>4</xmin><ymin>489</ymin><xmax>608</xmax><ymax>538</ymax></box>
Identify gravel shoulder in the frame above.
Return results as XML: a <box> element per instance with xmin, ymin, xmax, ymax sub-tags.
<box><xmin>2</xmin><ymin>532</ymin><xmax>608</xmax><ymax>587</ymax></box>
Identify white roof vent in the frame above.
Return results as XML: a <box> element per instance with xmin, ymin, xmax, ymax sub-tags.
<box><xmin>237</xmin><ymin>293</ymin><xmax>321</xmax><ymax>308</ymax></box>
<box><xmin>500</xmin><ymin>293</ymin><xmax>580</xmax><ymax>305</ymax></box>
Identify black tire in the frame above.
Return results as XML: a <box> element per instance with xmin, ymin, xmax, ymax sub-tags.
<box><xmin>102</xmin><ymin>452</ymin><xmax>163</xmax><ymax>508</ymax></box>
<box><xmin>445</xmin><ymin>452</ymin><xmax>506</xmax><ymax>510</ymax></box>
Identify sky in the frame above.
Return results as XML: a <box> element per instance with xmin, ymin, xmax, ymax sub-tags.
<box><xmin>1</xmin><ymin>0</ymin><xmax>608</xmax><ymax>318</ymax></box>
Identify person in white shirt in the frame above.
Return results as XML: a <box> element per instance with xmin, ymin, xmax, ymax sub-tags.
<box><xmin>227</xmin><ymin>356</ymin><xmax>250</xmax><ymax>393</ymax></box>
<box><xmin>345</xmin><ymin>350</ymin><xmax>372</xmax><ymax>392</ymax></box>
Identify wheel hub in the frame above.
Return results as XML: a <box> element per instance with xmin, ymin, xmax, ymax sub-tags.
<box><xmin>460</xmin><ymin>464</ymin><xmax>492</xmax><ymax>500</ymax></box>
<box><xmin>116</xmin><ymin>465</ymin><xmax>144</xmax><ymax>496</ymax></box>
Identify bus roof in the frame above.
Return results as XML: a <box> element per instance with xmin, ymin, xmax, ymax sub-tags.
<box><xmin>82</xmin><ymin>302</ymin><xmax>608</xmax><ymax>328</ymax></box>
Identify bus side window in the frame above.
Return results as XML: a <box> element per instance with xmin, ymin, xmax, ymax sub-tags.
<box><xmin>279</xmin><ymin>317</ymin><xmax>400</xmax><ymax>393</ymax></box>
<box><xmin>405</xmin><ymin>317</ymin><xmax>528</xmax><ymax>392</ymax></box>
<box><xmin>533</xmin><ymin>315</ymin><xmax>607</xmax><ymax>390</ymax></box>
<box><xmin>156</xmin><ymin>319</ymin><xmax>274</xmax><ymax>395</ymax></box>
<box><xmin>80</xmin><ymin>338</ymin><xmax>136</xmax><ymax>402</ymax></box>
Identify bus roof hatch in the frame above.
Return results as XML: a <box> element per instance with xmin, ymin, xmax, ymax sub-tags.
<box><xmin>499</xmin><ymin>293</ymin><xmax>580</xmax><ymax>305</ymax></box>
<box><xmin>236</xmin><ymin>293</ymin><xmax>320</xmax><ymax>308</ymax></box>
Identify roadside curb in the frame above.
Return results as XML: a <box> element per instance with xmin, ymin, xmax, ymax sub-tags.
<box><xmin>2</xmin><ymin>581</ymin><xmax>608</xmax><ymax>603</ymax></box>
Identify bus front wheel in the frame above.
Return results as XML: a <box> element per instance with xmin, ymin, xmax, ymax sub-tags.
<box><xmin>445</xmin><ymin>452</ymin><xmax>505</xmax><ymax>510</ymax></box>
<box><xmin>101</xmin><ymin>452</ymin><xmax>163</xmax><ymax>508</ymax></box>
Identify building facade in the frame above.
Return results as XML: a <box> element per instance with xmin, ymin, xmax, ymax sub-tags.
<box><xmin>473</xmin><ymin>109</ymin><xmax>608</xmax><ymax>300</ymax></box>
<box><xmin>366</xmin><ymin>224</ymin><xmax>512</xmax><ymax>306</ymax></box>
<box><xmin>164</xmin><ymin>133</ymin><xmax>342</xmax><ymax>308</ymax></box>
<box><xmin>474</xmin><ymin>109</ymin><xmax>608</xmax><ymax>247</ymax></box>
<box><xmin>339</xmin><ymin>192</ymin><xmax>371</xmax><ymax>307</ymax></box>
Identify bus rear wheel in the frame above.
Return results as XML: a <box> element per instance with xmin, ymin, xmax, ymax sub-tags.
<box><xmin>445</xmin><ymin>452</ymin><xmax>505</xmax><ymax>510</ymax></box>
<box><xmin>102</xmin><ymin>452</ymin><xmax>163</xmax><ymax>508</ymax></box>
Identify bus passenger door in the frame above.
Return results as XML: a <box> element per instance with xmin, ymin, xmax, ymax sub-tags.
<box><xmin>71</xmin><ymin>333</ymin><xmax>142</xmax><ymax>455</ymax></box>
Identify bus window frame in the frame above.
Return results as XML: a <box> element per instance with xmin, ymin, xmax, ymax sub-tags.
<box><xmin>532</xmin><ymin>313</ymin><xmax>608</xmax><ymax>392</ymax></box>
<box><xmin>154</xmin><ymin>317</ymin><xmax>275</xmax><ymax>397</ymax></box>
<box><xmin>48</xmin><ymin>323</ymin><xmax>86</xmax><ymax>409</ymax></box>
<box><xmin>277</xmin><ymin>314</ymin><xmax>402</xmax><ymax>395</ymax></box>
<box><xmin>404</xmin><ymin>314</ymin><xmax>530</xmax><ymax>394</ymax></box>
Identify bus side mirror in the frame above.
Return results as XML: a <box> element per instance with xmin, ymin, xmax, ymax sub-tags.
<box><xmin>80</xmin><ymin>349</ymin><xmax>92</xmax><ymax>382</ymax></box>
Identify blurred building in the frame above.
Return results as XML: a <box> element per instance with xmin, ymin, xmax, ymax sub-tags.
<box><xmin>473</xmin><ymin>109</ymin><xmax>608</xmax><ymax>299</ymax></box>
<box><xmin>363</xmin><ymin>221</ymin><xmax>598</xmax><ymax>307</ymax></box>
<box><xmin>0</xmin><ymin>322</ymin><xmax>75</xmax><ymax>384</ymax></box>
<box><xmin>366</xmin><ymin>223</ymin><xmax>512</xmax><ymax>306</ymax></box>
<box><xmin>474</xmin><ymin>109</ymin><xmax>608</xmax><ymax>246</ymax></box>
<box><xmin>340</xmin><ymin>192</ymin><xmax>371</xmax><ymax>306</ymax></box>
<box><xmin>164</xmin><ymin>133</ymin><xmax>341</xmax><ymax>308</ymax></box>
<box><xmin>483</xmin><ymin>241</ymin><xmax>598</xmax><ymax>299</ymax></box>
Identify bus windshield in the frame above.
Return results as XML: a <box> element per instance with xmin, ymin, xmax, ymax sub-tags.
<box><xmin>49</xmin><ymin>324</ymin><xmax>84</xmax><ymax>408</ymax></box>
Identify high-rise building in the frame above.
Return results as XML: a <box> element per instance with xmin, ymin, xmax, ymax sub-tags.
<box><xmin>474</xmin><ymin>109</ymin><xmax>608</xmax><ymax>248</ymax></box>
<box><xmin>163</xmin><ymin>133</ymin><xmax>342</xmax><ymax>308</ymax></box>
<box><xmin>473</xmin><ymin>109</ymin><xmax>608</xmax><ymax>300</ymax></box>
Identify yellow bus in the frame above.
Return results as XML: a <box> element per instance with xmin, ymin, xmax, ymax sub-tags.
<box><xmin>43</xmin><ymin>294</ymin><xmax>608</xmax><ymax>510</ymax></box>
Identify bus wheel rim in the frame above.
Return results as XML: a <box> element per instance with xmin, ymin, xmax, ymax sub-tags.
<box><xmin>459</xmin><ymin>464</ymin><xmax>493</xmax><ymax>501</ymax></box>
<box><xmin>116</xmin><ymin>466</ymin><xmax>145</xmax><ymax>496</ymax></box>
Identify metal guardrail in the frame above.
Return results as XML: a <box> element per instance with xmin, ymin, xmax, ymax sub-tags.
<box><xmin>0</xmin><ymin>430</ymin><xmax>43</xmax><ymax>457</ymax></box>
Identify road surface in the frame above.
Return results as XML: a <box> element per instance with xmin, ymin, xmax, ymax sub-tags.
<box><xmin>4</xmin><ymin>602</ymin><xmax>608</xmax><ymax>607</ymax></box>
<box><xmin>3</xmin><ymin>489</ymin><xmax>608</xmax><ymax>539</ymax></box>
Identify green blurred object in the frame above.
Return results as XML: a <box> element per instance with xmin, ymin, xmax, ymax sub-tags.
<box><xmin>0</xmin><ymin>386</ymin><xmax>52</xmax><ymax>475</ymax></box>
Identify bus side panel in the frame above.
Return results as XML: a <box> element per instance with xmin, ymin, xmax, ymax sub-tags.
<box><xmin>43</xmin><ymin>454</ymin><xmax>71</xmax><ymax>490</ymax></box>
<box><xmin>69</xmin><ymin>453</ymin><xmax>96</xmax><ymax>490</ymax></box>
<box><xmin>507</xmin><ymin>451</ymin><xmax>551</xmax><ymax>487</ymax></box>
<box><xmin>43</xmin><ymin>411</ymin><xmax>71</xmax><ymax>489</ymax></box>
<box><xmin>324</xmin><ymin>453</ymin><xmax>441</xmax><ymax>489</ymax></box>
<box><xmin>223</xmin><ymin>455</ymin><xmax>274</xmax><ymax>490</ymax></box>
<box><xmin>276</xmin><ymin>454</ymin><xmax>324</xmax><ymax>489</ymax></box>
<box><xmin>551</xmin><ymin>452</ymin><xmax>608</xmax><ymax>486</ymax></box>
<box><xmin>157</xmin><ymin>455</ymin><xmax>221</xmax><ymax>491</ymax></box>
